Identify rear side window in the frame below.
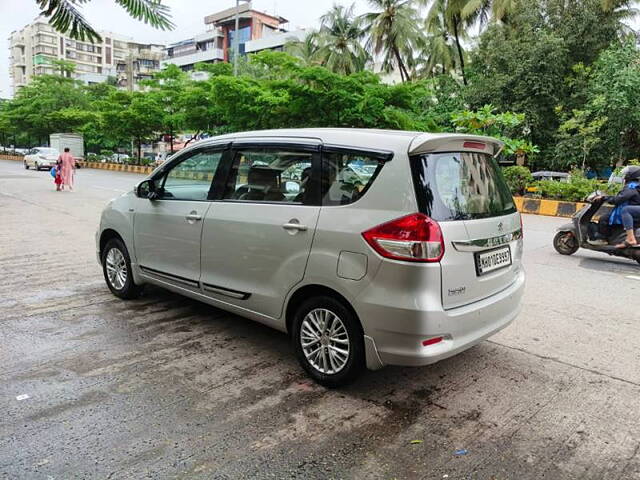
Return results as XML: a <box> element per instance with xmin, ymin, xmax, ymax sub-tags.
<box><xmin>223</xmin><ymin>148</ymin><xmax>314</xmax><ymax>204</ymax></box>
<box><xmin>411</xmin><ymin>152</ymin><xmax>516</xmax><ymax>221</ymax></box>
<box><xmin>321</xmin><ymin>152</ymin><xmax>384</xmax><ymax>206</ymax></box>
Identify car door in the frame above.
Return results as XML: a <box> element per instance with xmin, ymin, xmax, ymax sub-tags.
<box><xmin>133</xmin><ymin>145</ymin><xmax>227</xmax><ymax>291</ymax></box>
<box><xmin>200</xmin><ymin>141</ymin><xmax>321</xmax><ymax>319</ymax></box>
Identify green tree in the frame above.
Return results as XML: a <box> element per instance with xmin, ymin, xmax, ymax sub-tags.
<box><xmin>36</xmin><ymin>0</ymin><xmax>173</xmax><ymax>42</ymax></box>
<box><xmin>315</xmin><ymin>4</ymin><xmax>370</xmax><ymax>75</ymax></box>
<box><xmin>143</xmin><ymin>64</ymin><xmax>190</xmax><ymax>153</ymax></box>
<box><xmin>361</xmin><ymin>0</ymin><xmax>423</xmax><ymax>82</ymax></box>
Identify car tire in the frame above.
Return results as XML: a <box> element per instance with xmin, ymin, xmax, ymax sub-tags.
<box><xmin>35</xmin><ymin>162</ymin><xmax>40</xmax><ymax>171</ymax></box>
<box><xmin>24</xmin><ymin>162</ymin><xmax>29</xmax><ymax>169</ymax></box>
<box><xmin>553</xmin><ymin>231</ymin><xmax>579</xmax><ymax>255</ymax></box>
<box><xmin>291</xmin><ymin>296</ymin><xmax>365</xmax><ymax>388</ymax></box>
<box><xmin>101</xmin><ymin>237</ymin><xmax>143</xmax><ymax>300</ymax></box>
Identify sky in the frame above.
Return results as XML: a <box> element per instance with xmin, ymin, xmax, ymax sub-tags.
<box><xmin>0</xmin><ymin>0</ymin><xmax>370</xmax><ymax>98</ymax></box>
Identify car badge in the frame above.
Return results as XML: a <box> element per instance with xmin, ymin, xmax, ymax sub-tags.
<box><xmin>497</xmin><ymin>222</ymin><xmax>504</xmax><ymax>232</ymax></box>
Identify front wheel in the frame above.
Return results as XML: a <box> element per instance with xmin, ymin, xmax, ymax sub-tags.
<box><xmin>101</xmin><ymin>238</ymin><xmax>143</xmax><ymax>299</ymax></box>
<box><xmin>553</xmin><ymin>231</ymin><xmax>579</xmax><ymax>255</ymax></box>
<box><xmin>292</xmin><ymin>296</ymin><xmax>365</xmax><ymax>388</ymax></box>
<box><xmin>24</xmin><ymin>162</ymin><xmax>29</xmax><ymax>170</ymax></box>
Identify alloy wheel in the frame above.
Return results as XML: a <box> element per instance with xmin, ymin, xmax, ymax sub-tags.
<box><xmin>105</xmin><ymin>247</ymin><xmax>127</xmax><ymax>290</ymax></box>
<box><xmin>300</xmin><ymin>308</ymin><xmax>350</xmax><ymax>375</ymax></box>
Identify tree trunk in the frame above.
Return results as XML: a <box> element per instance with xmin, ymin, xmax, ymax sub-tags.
<box><xmin>138</xmin><ymin>138</ymin><xmax>142</xmax><ymax>162</ymax></box>
<box><xmin>170</xmin><ymin>128</ymin><xmax>174</xmax><ymax>154</ymax></box>
<box><xmin>392</xmin><ymin>45</ymin><xmax>408</xmax><ymax>83</ymax></box>
<box><xmin>452</xmin><ymin>17</ymin><xmax>467</xmax><ymax>86</ymax></box>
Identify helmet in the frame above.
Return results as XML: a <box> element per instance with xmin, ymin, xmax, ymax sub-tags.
<box><xmin>622</xmin><ymin>166</ymin><xmax>640</xmax><ymax>183</ymax></box>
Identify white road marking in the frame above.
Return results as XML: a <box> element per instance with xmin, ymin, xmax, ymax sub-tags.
<box><xmin>16</xmin><ymin>394</ymin><xmax>30</xmax><ymax>401</ymax></box>
<box><xmin>625</xmin><ymin>275</ymin><xmax>640</xmax><ymax>281</ymax></box>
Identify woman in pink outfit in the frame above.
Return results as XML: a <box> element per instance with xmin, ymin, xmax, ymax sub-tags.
<box><xmin>58</xmin><ymin>148</ymin><xmax>75</xmax><ymax>191</ymax></box>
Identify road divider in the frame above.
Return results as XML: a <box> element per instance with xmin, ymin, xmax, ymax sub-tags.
<box><xmin>513</xmin><ymin>197</ymin><xmax>587</xmax><ymax>218</ymax></box>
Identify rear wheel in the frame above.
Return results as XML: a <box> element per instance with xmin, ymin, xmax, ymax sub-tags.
<box><xmin>292</xmin><ymin>296</ymin><xmax>365</xmax><ymax>388</ymax></box>
<box><xmin>101</xmin><ymin>238</ymin><xmax>142</xmax><ymax>299</ymax></box>
<box><xmin>553</xmin><ymin>231</ymin><xmax>579</xmax><ymax>255</ymax></box>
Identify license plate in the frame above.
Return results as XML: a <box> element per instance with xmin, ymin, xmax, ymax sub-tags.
<box><xmin>475</xmin><ymin>246</ymin><xmax>512</xmax><ymax>276</ymax></box>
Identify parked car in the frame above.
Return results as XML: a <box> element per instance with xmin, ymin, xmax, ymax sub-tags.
<box><xmin>526</xmin><ymin>171</ymin><xmax>570</xmax><ymax>193</ymax></box>
<box><xmin>96</xmin><ymin>129</ymin><xmax>525</xmax><ymax>387</ymax></box>
<box><xmin>24</xmin><ymin>147</ymin><xmax>60</xmax><ymax>171</ymax></box>
<box><xmin>110</xmin><ymin>153</ymin><xmax>130</xmax><ymax>164</ymax></box>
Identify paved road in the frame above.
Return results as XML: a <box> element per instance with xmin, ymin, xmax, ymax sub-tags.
<box><xmin>1</xmin><ymin>159</ymin><xmax>639</xmax><ymax>479</ymax></box>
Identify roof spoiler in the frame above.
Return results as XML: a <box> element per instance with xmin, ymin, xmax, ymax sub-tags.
<box><xmin>408</xmin><ymin>134</ymin><xmax>504</xmax><ymax>157</ymax></box>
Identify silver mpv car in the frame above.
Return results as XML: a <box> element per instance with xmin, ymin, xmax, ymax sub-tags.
<box><xmin>97</xmin><ymin>129</ymin><xmax>525</xmax><ymax>387</ymax></box>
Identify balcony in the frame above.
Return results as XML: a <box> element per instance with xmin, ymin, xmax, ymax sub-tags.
<box><xmin>12</xmin><ymin>56</ymin><xmax>26</xmax><ymax>67</ymax></box>
<box><xmin>13</xmin><ymin>37</ymin><xmax>25</xmax><ymax>47</ymax></box>
<box><xmin>161</xmin><ymin>48</ymin><xmax>224</xmax><ymax>68</ymax></box>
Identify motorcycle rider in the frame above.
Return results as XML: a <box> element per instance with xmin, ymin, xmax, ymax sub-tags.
<box><xmin>593</xmin><ymin>166</ymin><xmax>640</xmax><ymax>247</ymax></box>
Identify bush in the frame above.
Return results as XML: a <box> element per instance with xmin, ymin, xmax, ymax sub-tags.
<box><xmin>503</xmin><ymin>166</ymin><xmax>533</xmax><ymax>195</ymax></box>
<box><xmin>534</xmin><ymin>169</ymin><xmax>619</xmax><ymax>202</ymax></box>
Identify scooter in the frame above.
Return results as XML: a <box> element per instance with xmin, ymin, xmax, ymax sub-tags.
<box><xmin>553</xmin><ymin>192</ymin><xmax>640</xmax><ymax>265</ymax></box>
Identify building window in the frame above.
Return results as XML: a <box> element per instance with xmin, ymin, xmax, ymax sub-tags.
<box><xmin>106</xmin><ymin>47</ymin><xmax>111</xmax><ymax>64</ymax></box>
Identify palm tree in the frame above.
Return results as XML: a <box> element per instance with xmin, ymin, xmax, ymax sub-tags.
<box><xmin>361</xmin><ymin>0</ymin><xmax>424</xmax><ymax>82</ymax></box>
<box><xmin>314</xmin><ymin>4</ymin><xmax>370</xmax><ymax>75</ymax></box>
<box><xmin>460</xmin><ymin>0</ymin><xmax>518</xmax><ymax>26</ymax></box>
<box><xmin>418</xmin><ymin>8</ymin><xmax>458</xmax><ymax>77</ymax></box>
<box><xmin>35</xmin><ymin>0</ymin><xmax>174</xmax><ymax>42</ymax></box>
<box><xmin>424</xmin><ymin>0</ymin><xmax>470</xmax><ymax>85</ymax></box>
<box><xmin>286</xmin><ymin>33</ymin><xmax>323</xmax><ymax>67</ymax></box>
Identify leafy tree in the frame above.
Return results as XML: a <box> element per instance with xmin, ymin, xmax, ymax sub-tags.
<box><xmin>35</xmin><ymin>0</ymin><xmax>173</xmax><ymax>42</ymax></box>
<box><xmin>361</xmin><ymin>0</ymin><xmax>423</xmax><ymax>82</ymax></box>
<box><xmin>141</xmin><ymin>64</ymin><xmax>189</xmax><ymax>153</ymax></box>
<box><xmin>451</xmin><ymin>105</ymin><xmax>539</xmax><ymax>158</ymax></box>
<box><xmin>2</xmin><ymin>75</ymin><xmax>89</xmax><ymax>144</ymax></box>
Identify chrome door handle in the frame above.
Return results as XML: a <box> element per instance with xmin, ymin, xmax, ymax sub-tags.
<box><xmin>282</xmin><ymin>222</ymin><xmax>308</xmax><ymax>232</ymax></box>
<box><xmin>185</xmin><ymin>211</ymin><xmax>202</xmax><ymax>223</ymax></box>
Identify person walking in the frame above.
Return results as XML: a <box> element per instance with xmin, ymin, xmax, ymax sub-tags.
<box><xmin>58</xmin><ymin>147</ymin><xmax>75</xmax><ymax>191</ymax></box>
<box><xmin>54</xmin><ymin>158</ymin><xmax>62</xmax><ymax>191</ymax></box>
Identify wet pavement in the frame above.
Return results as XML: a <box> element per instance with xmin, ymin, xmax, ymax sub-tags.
<box><xmin>1</xmin><ymin>159</ymin><xmax>640</xmax><ymax>479</ymax></box>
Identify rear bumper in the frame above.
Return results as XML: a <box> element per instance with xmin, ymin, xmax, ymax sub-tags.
<box><xmin>357</xmin><ymin>269</ymin><xmax>525</xmax><ymax>368</ymax></box>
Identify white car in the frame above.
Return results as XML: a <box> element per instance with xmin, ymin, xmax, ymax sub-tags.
<box><xmin>24</xmin><ymin>147</ymin><xmax>60</xmax><ymax>171</ymax></box>
<box><xmin>96</xmin><ymin>128</ymin><xmax>525</xmax><ymax>387</ymax></box>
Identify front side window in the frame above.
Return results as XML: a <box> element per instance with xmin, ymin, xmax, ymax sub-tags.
<box><xmin>223</xmin><ymin>148</ymin><xmax>314</xmax><ymax>204</ymax></box>
<box><xmin>321</xmin><ymin>152</ymin><xmax>383</xmax><ymax>206</ymax></box>
<box><xmin>158</xmin><ymin>149</ymin><xmax>223</xmax><ymax>201</ymax></box>
<box><xmin>411</xmin><ymin>152</ymin><xmax>516</xmax><ymax>221</ymax></box>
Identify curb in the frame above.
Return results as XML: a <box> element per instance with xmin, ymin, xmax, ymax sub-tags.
<box><xmin>79</xmin><ymin>161</ymin><xmax>154</xmax><ymax>175</ymax></box>
<box><xmin>514</xmin><ymin>197</ymin><xmax>586</xmax><ymax>218</ymax></box>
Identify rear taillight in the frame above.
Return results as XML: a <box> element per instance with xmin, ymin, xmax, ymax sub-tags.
<box><xmin>362</xmin><ymin>213</ymin><xmax>444</xmax><ymax>262</ymax></box>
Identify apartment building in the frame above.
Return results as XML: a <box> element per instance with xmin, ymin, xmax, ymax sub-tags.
<box><xmin>8</xmin><ymin>17</ymin><xmax>164</xmax><ymax>93</ymax></box>
<box><xmin>163</xmin><ymin>2</ymin><xmax>293</xmax><ymax>72</ymax></box>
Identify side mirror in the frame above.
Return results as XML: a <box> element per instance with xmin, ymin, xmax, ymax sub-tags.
<box><xmin>136</xmin><ymin>179</ymin><xmax>156</xmax><ymax>199</ymax></box>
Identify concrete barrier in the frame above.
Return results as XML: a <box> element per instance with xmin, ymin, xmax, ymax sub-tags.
<box><xmin>513</xmin><ymin>197</ymin><xmax>590</xmax><ymax>218</ymax></box>
<box><xmin>0</xmin><ymin>154</ymin><xmax>24</xmax><ymax>162</ymax></box>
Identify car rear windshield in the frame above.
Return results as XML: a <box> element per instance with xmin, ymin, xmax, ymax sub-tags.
<box><xmin>411</xmin><ymin>152</ymin><xmax>516</xmax><ymax>221</ymax></box>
